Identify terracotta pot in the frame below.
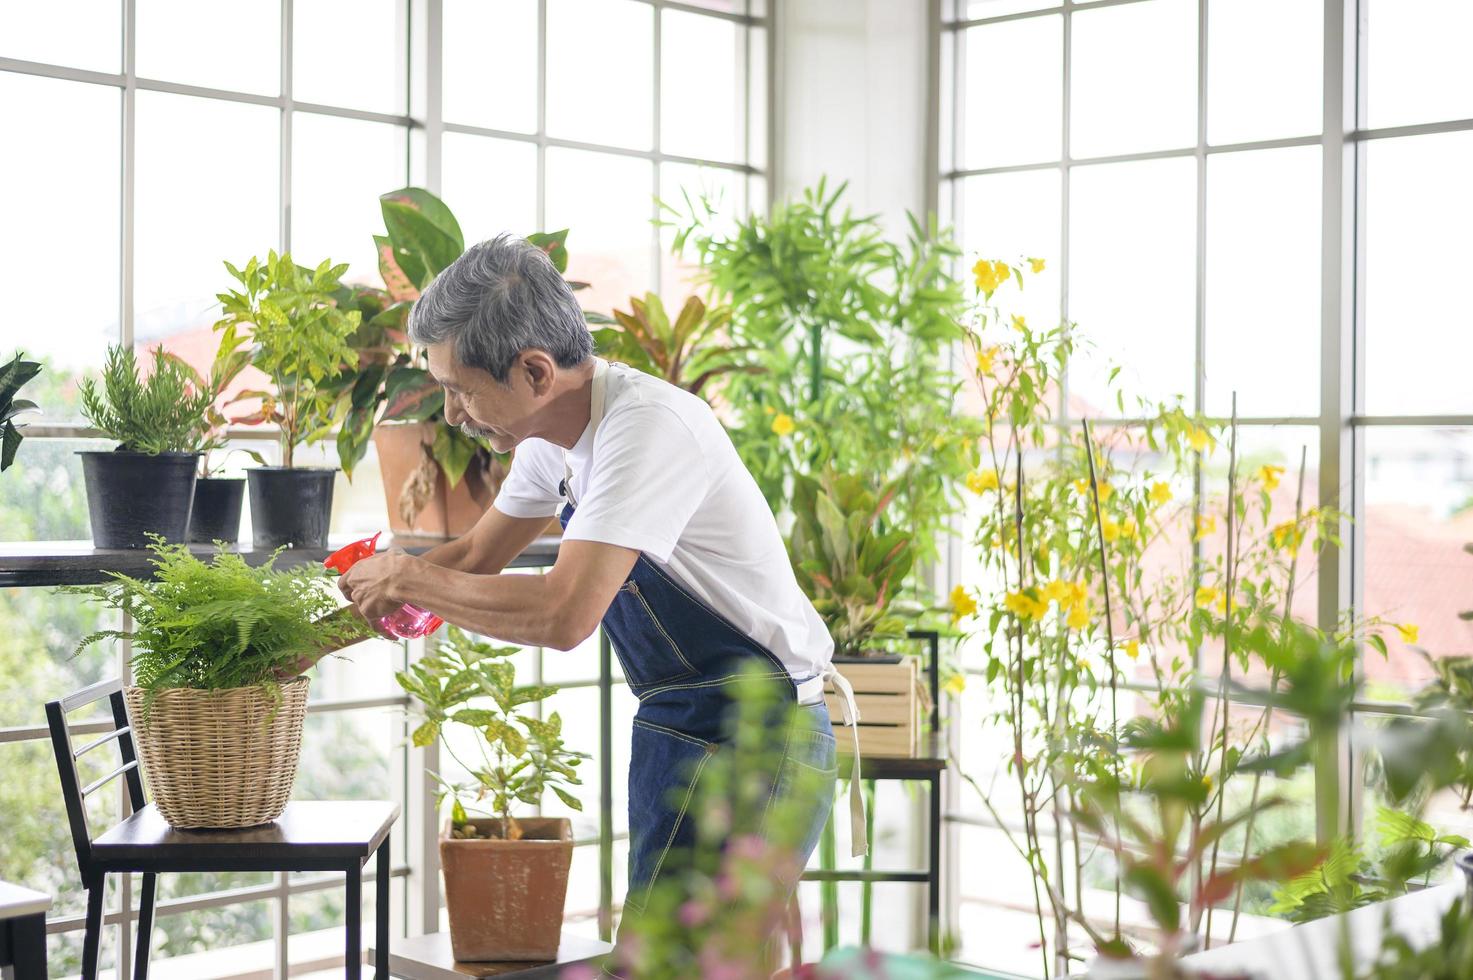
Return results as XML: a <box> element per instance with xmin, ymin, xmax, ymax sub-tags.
<box><xmin>373</xmin><ymin>422</ymin><xmax>495</xmax><ymax>539</ymax></box>
<box><xmin>440</xmin><ymin>816</ymin><xmax>573</xmax><ymax>961</ymax></box>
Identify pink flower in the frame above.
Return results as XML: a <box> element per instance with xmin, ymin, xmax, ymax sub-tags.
<box><xmin>679</xmin><ymin>899</ymin><xmax>712</xmax><ymax>928</ymax></box>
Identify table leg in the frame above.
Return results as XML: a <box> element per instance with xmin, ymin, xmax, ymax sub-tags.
<box><xmin>9</xmin><ymin>913</ymin><xmax>48</xmax><ymax>980</ymax></box>
<box><xmin>375</xmin><ymin>838</ymin><xmax>390</xmax><ymax>979</ymax></box>
<box><xmin>928</xmin><ymin>772</ymin><xmax>942</xmax><ymax>953</ymax></box>
<box><xmin>346</xmin><ymin>865</ymin><xmax>362</xmax><ymax>980</ymax></box>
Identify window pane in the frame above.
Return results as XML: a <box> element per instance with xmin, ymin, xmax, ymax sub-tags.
<box><xmin>1204</xmin><ymin>145</ymin><xmax>1321</xmax><ymax>417</ymax></box>
<box><xmin>1207</xmin><ymin>0</ymin><xmax>1322</xmax><ymax>145</ymax></box>
<box><xmin>545</xmin><ymin>147</ymin><xmax>654</xmax><ymax>315</ymax></box>
<box><xmin>960</xmin><ymin>0</ymin><xmax>1059</xmax><ymax>16</ymax></box>
<box><xmin>441</xmin><ymin>133</ymin><xmax>538</xmax><ymax>245</ymax></box>
<box><xmin>292</xmin><ymin>113</ymin><xmax>407</xmax><ymax>284</ymax></box>
<box><xmin>1362</xmin><ymin>427</ymin><xmax>1473</xmax><ymax>701</ymax></box>
<box><xmin>0</xmin><ymin>74</ymin><xmax>119</xmax><ymax>421</ymax></box>
<box><xmin>442</xmin><ymin>0</ymin><xmax>537</xmax><ymax>133</ymax></box>
<box><xmin>1068</xmin><ymin>157</ymin><xmax>1196</xmax><ymax>412</ymax></box>
<box><xmin>659</xmin><ymin>162</ymin><xmax>744</xmax><ymax>301</ymax></box>
<box><xmin>0</xmin><ymin>0</ymin><xmax>120</xmax><ymax>72</ymax></box>
<box><xmin>1365</xmin><ymin>0</ymin><xmax>1473</xmax><ymax>129</ymax></box>
<box><xmin>136</xmin><ymin>0</ymin><xmax>280</xmax><ymax>95</ymax></box>
<box><xmin>1070</xmin><ymin>0</ymin><xmax>1197</xmax><ymax>159</ymax></box>
<box><xmin>661</xmin><ymin>9</ymin><xmax>743</xmax><ymax>163</ymax></box>
<box><xmin>547</xmin><ymin>0</ymin><xmax>653</xmax><ymax>151</ymax></box>
<box><xmin>1364</xmin><ymin>130</ymin><xmax>1473</xmax><ymax>416</ymax></box>
<box><xmin>134</xmin><ymin>91</ymin><xmax>279</xmax><ymax>351</ymax></box>
<box><xmin>958</xmin><ymin>168</ymin><xmax>1061</xmax><ymax>335</ymax></box>
<box><xmin>294</xmin><ymin>0</ymin><xmax>406</xmax><ymax>114</ymax></box>
<box><xmin>961</xmin><ymin>15</ymin><xmax>1062</xmax><ymax>169</ymax></box>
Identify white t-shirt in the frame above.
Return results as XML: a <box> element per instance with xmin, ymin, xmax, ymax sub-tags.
<box><xmin>493</xmin><ymin>361</ymin><xmax>833</xmax><ymax>699</ymax></box>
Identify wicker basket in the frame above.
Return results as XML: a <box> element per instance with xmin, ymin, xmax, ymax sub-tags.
<box><xmin>123</xmin><ymin>677</ymin><xmax>310</xmax><ymax>829</ymax></box>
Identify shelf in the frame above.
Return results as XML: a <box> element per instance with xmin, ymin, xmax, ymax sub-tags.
<box><xmin>0</xmin><ymin>535</ymin><xmax>562</xmax><ymax>588</ymax></box>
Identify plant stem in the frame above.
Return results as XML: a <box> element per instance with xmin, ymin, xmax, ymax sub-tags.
<box><xmin>1227</xmin><ymin>444</ymin><xmax>1309</xmax><ymax>942</ymax></box>
<box><xmin>1081</xmin><ymin>419</ymin><xmax>1123</xmax><ymax>940</ymax></box>
<box><xmin>1204</xmin><ymin>395</ymin><xmax>1240</xmax><ymax>945</ymax></box>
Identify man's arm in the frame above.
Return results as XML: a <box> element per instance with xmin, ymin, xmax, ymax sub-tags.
<box><xmin>344</xmin><ymin>538</ymin><xmax>637</xmax><ymax>651</ymax></box>
<box><xmin>416</xmin><ymin>504</ymin><xmax>555</xmax><ymax>575</ymax></box>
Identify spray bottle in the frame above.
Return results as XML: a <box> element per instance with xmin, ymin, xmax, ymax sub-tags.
<box><xmin>324</xmin><ymin>532</ymin><xmax>444</xmax><ymax>639</ymax></box>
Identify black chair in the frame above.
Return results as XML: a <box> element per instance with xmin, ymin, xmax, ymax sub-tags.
<box><xmin>47</xmin><ymin>677</ymin><xmax>399</xmax><ymax>980</ymax></box>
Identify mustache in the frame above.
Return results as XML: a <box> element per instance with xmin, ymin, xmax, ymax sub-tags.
<box><xmin>459</xmin><ymin>421</ymin><xmax>498</xmax><ymax>440</ymax></box>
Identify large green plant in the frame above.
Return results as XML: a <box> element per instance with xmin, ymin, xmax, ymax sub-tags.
<box><xmin>216</xmin><ymin>252</ymin><xmax>361</xmax><ymax>468</ymax></box>
<box><xmin>0</xmin><ymin>351</ymin><xmax>41</xmax><ymax>471</ymax></box>
<box><xmin>64</xmin><ymin>539</ymin><xmax>369</xmax><ymax>695</ymax></box>
<box><xmin>594</xmin><ymin>293</ymin><xmax>763</xmax><ymax>397</ymax></box>
<box><xmin>396</xmin><ymin>626</ymin><xmax>586</xmax><ymax>841</ymax></box>
<box><xmin>79</xmin><ymin>345</ymin><xmax>214</xmax><ymax>455</ymax></box>
<box><xmin>787</xmin><ymin>471</ymin><xmax>920</xmax><ymax>658</ymax></box>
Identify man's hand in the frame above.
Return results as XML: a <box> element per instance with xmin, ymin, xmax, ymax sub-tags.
<box><xmin>338</xmin><ymin>550</ymin><xmax>414</xmax><ymax>622</ymax></box>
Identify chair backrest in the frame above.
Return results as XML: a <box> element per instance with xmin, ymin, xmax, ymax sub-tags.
<box><xmin>45</xmin><ymin>678</ymin><xmax>147</xmax><ymax>877</ymax></box>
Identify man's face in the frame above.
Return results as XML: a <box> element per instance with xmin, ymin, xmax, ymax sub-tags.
<box><xmin>426</xmin><ymin>341</ymin><xmax>536</xmax><ymax>455</ymax></box>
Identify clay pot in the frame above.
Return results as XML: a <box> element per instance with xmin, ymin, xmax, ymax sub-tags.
<box><xmin>440</xmin><ymin>816</ymin><xmax>573</xmax><ymax>961</ymax></box>
<box><xmin>374</xmin><ymin>422</ymin><xmax>494</xmax><ymax>539</ymax></box>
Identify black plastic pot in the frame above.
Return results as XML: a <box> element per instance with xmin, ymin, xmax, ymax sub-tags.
<box><xmin>188</xmin><ymin>477</ymin><xmax>246</xmax><ymax>545</ymax></box>
<box><xmin>1458</xmin><ymin>851</ymin><xmax>1473</xmax><ymax>908</ymax></box>
<box><xmin>78</xmin><ymin>451</ymin><xmax>200</xmax><ymax>549</ymax></box>
<box><xmin>247</xmin><ymin>467</ymin><xmax>337</xmax><ymax>549</ymax></box>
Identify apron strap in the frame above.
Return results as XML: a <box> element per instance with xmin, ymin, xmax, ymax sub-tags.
<box><xmin>822</xmin><ymin>663</ymin><xmax>868</xmax><ymax>858</ymax></box>
<box><xmin>563</xmin><ymin>357</ymin><xmax>609</xmax><ymax>508</ymax></box>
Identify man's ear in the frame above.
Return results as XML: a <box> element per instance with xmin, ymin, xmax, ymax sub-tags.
<box><xmin>520</xmin><ymin>349</ymin><xmax>558</xmax><ymax>397</ymax></box>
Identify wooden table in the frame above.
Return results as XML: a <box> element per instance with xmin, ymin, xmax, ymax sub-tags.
<box><xmin>0</xmin><ymin>881</ymin><xmax>50</xmax><ymax>980</ymax></box>
<box><xmin>370</xmin><ymin>931</ymin><xmax>612</xmax><ymax>979</ymax></box>
<box><xmin>1180</xmin><ymin>883</ymin><xmax>1459</xmax><ymax>979</ymax></box>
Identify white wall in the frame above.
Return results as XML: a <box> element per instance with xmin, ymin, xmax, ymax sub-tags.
<box><xmin>775</xmin><ymin>0</ymin><xmax>934</xmax><ymax>233</ymax></box>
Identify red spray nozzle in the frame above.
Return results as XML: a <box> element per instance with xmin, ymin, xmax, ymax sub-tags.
<box><xmin>324</xmin><ymin>532</ymin><xmax>382</xmax><ymax>574</ymax></box>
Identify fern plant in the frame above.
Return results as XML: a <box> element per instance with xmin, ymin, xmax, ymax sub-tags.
<box><xmin>396</xmin><ymin>627</ymin><xmax>587</xmax><ymax>841</ymax></box>
<box><xmin>64</xmin><ymin>539</ymin><xmax>370</xmax><ymax>702</ymax></box>
<box><xmin>79</xmin><ymin>345</ymin><xmax>214</xmax><ymax>455</ymax></box>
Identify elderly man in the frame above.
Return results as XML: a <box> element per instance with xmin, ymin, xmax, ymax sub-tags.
<box><xmin>338</xmin><ymin>234</ymin><xmax>863</xmax><ymax>917</ymax></box>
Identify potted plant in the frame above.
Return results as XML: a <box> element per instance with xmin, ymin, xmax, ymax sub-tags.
<box><xmin>216</xmin><ymin>251</ymin><xmax>361</xmax><ymax>549</ymax></box>
<box><xmin>328</xmin><ymin>187</ymin><xmax>603</xmax><ymax>538</ymax></box>
<box><xmin>77</xmin><ymin>345</ymin><xmax>213</xmax><ymax>548</ymax></box>
<box><xmin>593</xmin><ymin>292</ymin><xmax>764</xmax><ymax>399</ymax></box>
<box><xmin>1</xmin><ymin>350</ymin><xmax>42</xmax><ymax>472</ymax></box>
<box><xmin>395</xmin><ymin>626</ymin><xmax>587</xmax><ymax>961</ymax></box>
<box><xmin>163</xmin><ymin>324</ymin><xmax>256</xmax><ymax>544</ymax></box>
<box><xmin>64</xmin><ymin>538</ymin><xmax>369</xmax><ymax>827</ymax></box>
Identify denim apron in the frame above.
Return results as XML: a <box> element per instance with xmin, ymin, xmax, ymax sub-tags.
<box><xmin>559</xmin><ymin>359</ymin><xmax>868</xmax><ymax>915</ymax></box>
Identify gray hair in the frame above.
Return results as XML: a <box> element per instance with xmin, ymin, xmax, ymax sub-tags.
<box><xmin>408</xmin><ymin>233</ymin><xmax>593</xmax><ymax>383</ymax></box>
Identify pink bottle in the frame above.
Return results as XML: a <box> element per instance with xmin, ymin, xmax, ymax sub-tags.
<box><xmin>324</xmin><ymin>533</ymin><xmax>444</xmax><ymax>639</ymax></box>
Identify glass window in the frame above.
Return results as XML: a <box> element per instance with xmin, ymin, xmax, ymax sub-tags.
<box><xmin>546</xmin><ymin>0</ymin><xmax>654</xmax><ymax>151</ymax></box>
<box><xmin>1204</xmin><ymin>145</ymin><xmax>1322</xmax><ymax>417</ymax></box>
<box><xmin>1364</xmin><ymin>0</ymin><xmax>1473</xmax><ymax>129</ymax></box>
<box><xmin>0</xmin><ymin>0</ymin><xmax>121</xmax><ymax>73</ymax></box>
<box><xmin>0</xmin><ymin>74</ymin><xmax>120</xmax><ymax>422</ymax></box>
<box><xmin>957</xmin><ymin>168</ymin><xmax>1061</xmax><ymax>336</ymax></box>
<box><xmin>661</xmin><ymin>9</ymin><xmax>744</xmax><ymax>163</ymax></box>
<box><xmin>133</xmin><ymin>91</ymin><xmax>279</xmax><ymax>353</ymax></box>
<box><xmin>294</xmin><ymin>0</ymin><xmax>407</xmax><ymax>114</ymax></box>
<box><xmin>1069</xmin><ymin>0</ymin><xmax>1197</xmax><ymax>159</ymax></box>
<box><xmin>659</xmin><ymin>162</ymin><xmax>744</xmax><ymax>300</ymax></box>
<box><xmin>1363</xmin><ymin>130</ymin><xmax>1473</xmax><ymax>416</ymax></box>
<box><xmin>545</xmin><ymin>147</ymin><xmax>655</xmax><ymax>313</ymax></box>
<box><xmin>1207</xmin><ymin>0</ymin><xmax>1322</xmax><ymax>145</ymax></box>
<box><xmin>440</xmin><ymin>133</ymin><xmax>538</xmax><ymax>244</ymax></box>
<box><xmin>291</xmin><ymin>112</ymin><xmax>408</xmax><ymax>283</ymax></box>
<box><xmin>442</xmin><ymin>0</ymin><xmax>538</xmax><ymax>133</ymax></box>
<box><xmin>961</xmin><ymin>16</ymin><xmax>1062</xmax><ymax>169</ymax></box>
<box><xmin>135</xmin><ymin>0</ymin><xmax>281</xmax><ymax>95</ymax></box>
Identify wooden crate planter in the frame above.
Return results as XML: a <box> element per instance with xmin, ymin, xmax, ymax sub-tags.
<box><xmin>824</xmin><ymin>658</ymin><xmax>927</xmax><ymax>758</ymax></box>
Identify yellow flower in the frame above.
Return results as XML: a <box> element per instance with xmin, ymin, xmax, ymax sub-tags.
<box><xmin>1004</xmin><ymin>590</ymin><xmax>1046</xmax><ymax>621</ymax></box>
<box><xmin>1066</xmin><ymin>600</ymin><xmax>1089</xmax><ymax>630</ymax></box>
<box><xmin>1028</xmin><ymin>257</ymin><xmax>1046</xmax><ymax>274</ymax></box>
<box><xmin>1195</xmin><ymin>514</ymin><xmax>1217</xmax><ymax>542</ymax></box>
<box><xmin>1120</xmin><ymin>518</ymin><xmax>1138</xmax><ymax>541</ymax></box>
<box><xmin>1102</xmin><ymin>518</ymin><xmax>1121</xmax><ymax>543</ymax></box>
<box><xmin>1149</xmin><ymin>481</ymin><xmax>1172</xmax><ymax>507</ymax></box>
<box><xmin>973</xmin><ymin>259</ymin><xmax>1010</xmax><ymax>294</ymax></box>
<box><xmin>763</xmin><ymin>405</ymin><xmax>776</xmax><ymax>415</ymax></box>
<box><xmin>771</xmin><ymin>413</ymin><xmax>796</xmax><ymax>437</ymax></box>
<box><xmin>1042</xmin><ymin>579</ymin><xmax>1072</xmax><ymax>605</ymax></box>
<box><xmin>1011</xmin><ymin>314</ymin><xmax>1028</xmax><ymax>332</ymax></box>
<box><xmin>966</xmin><ymin>469</ymin><xmax>1000</xmax><ymax>494</ymax></box>
<box><xmin>1202</xmin><ymin>773</ymin><xmax>1214</xmax><ymax>793</ymax></box>
<box><xmin>975</xmin><ymin>346</ymin><xmax>997</xmax><ymax>375</ymax></box>
<box><xmin>1269</xmin><ymin>520</ymin><xmax>1303</xmax><ymax>552</ymax></box>
<box><xmin>1073</xmin><ymin>477</ymin><xmax>1113</xmax><ymax>502</ymax></box>
<box><xmin>949</xmin><ymin>585</ymin><xmax>978</xmax><ymax>623</ymax></box>
<box><xmin>1258</xmin><ymin>464</ymin><xmax>1284</xmax><ymax>492</ymax></box>
<box><xmin>943</xmin><ymin>672</ymin><xmax>967</xmax><ymax>696</ymax></box>
<box><xmin>1064</xmin><ymin>581</ymin><xmax>1088</xmax><ymax>610</ymax></box>
<box><xmin>1124</xmin><ymin>639</ymin><xmax>1141</xmax><ymax>660</ymax></box>
<box><xmin>1187</xmin><ymin>426</ymin><xmax>1214</xmax><ymax>453</ymax></box>
<box><xmin>1195</xmin><ymin>586</ymin><xmax>1222</xmax><ymax>610</ymax></box>
<box><xmin>1396</xmin><ymin>623</ymin><xmax>1420</xmax><ymax>645</ymax></box>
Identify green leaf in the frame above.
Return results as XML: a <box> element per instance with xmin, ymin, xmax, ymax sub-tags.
<box><xmin>411</xmin><ymin>721</ymin><xmax>440</xmax><ymax>747</ymax></box>
<box><xmin>552</xmin><ymin>786</ymin><xmax>583</xmax><ymax>812</ymax></box>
